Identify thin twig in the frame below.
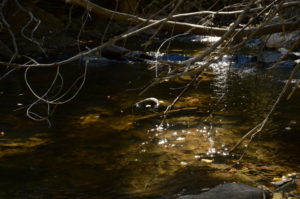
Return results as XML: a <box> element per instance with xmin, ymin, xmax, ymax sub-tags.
<box><xmin>230</xmin><ymin>62</ymin><xmax>300</xmax><ymax>153</ymax></box>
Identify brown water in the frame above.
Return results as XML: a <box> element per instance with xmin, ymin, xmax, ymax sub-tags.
<box><xmin>0</xmin><ymin>54</ymin><xmax>300</xmax><ymax>199</ymax></box>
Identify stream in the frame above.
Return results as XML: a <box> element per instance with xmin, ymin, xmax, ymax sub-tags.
<box><xmin>0</xmin><ymin>38</ymin><xmax>300</xmax><ymax>199</ymax></box>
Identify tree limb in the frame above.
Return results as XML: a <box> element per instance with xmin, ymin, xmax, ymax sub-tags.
<box><xmin>64</xmin><ymin>0</ymin><xmax>300</xmax><ymax>38</ymax></box>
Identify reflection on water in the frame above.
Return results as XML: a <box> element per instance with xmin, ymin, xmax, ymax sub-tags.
<box><xmin>0</xmin><ymin>55</ymin><xmax>300</xmax><ymax>198</ymax></box>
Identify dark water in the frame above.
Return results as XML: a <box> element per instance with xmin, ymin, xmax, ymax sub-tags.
<box><xmin>0</xmin><ymin>53</ymin><xmax>300</xmax><ymax>199</ymax></box>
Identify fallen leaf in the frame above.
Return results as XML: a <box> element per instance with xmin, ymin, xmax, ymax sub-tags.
<box><xmin>201</xmin><ymin>159</ymin><xmax>213</xmax><ymax>163</ymax></box>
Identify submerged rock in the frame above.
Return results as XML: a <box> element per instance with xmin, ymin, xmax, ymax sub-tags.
<box><xmin>275</xmin><ymin>60</ymin><xmax>297</xmax><ymax>71</ymax></box>
<box><xmin>178</xmin><ymin>183</ymin><xmax>270</xmax><ymax>199</ymax></box>
<box><xmin>233</xmin><ymin>55</ymin><xmax>257</xmax><ymax>65</ymax></box>
<box><xmin>157</xmin><ymin>53</ymin><xmax>192</xmax><ymax>62</ymax></box>
<box><xmin>82</xmin><ymin>55</ymin><xmax>122</xmax><ymax>64</ymax></box>
<box><xmin>245</xmin><ymin>39</ymin><xmax>262</xmax><ymax>48</ymax></box>
<box><xmin>258</xmin><ymin>51</ymin><xmax>282</xmax><ymax>63</ymax></box>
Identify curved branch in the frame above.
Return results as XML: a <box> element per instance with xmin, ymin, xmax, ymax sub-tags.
<box><xmin>0</xmin><ymin>0</ymin><xmax>18</xmax><ymax>62</ymax></box>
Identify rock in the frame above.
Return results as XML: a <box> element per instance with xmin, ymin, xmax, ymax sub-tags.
<box><xmin>234</xmin><ymin>55</ymin><xmax>257</xmax><ymax>65</ymax></box>
<box><xmin>278</xmin><ymin>48</ymin><xmax>300</xmax><ymax>60</ymax></box>
<box><xmin>124</xmin><ymin>51</ymin><xmax>154</xmax><ymax>61</ymax></box>
<box><xmin>258</xmin><ymin>51</ymin><xmax>282</xmax><ymax>63</ymax></box>
<box><xmin>82</xmin><ymin>45</ymin><xmax>153</xmax><ymax>64</ymax></box>
<box><xmin>101</xmin><ymin>45</ymin><xmax>130</xmax><ymax>59</ymax></box>
<box><xmin>272</xmin><ymin>173</ymin><xmax>300</xmax><ymax>192</ymax></box>
<box><xmin>157</xmin><ymin>53</ymin><xmax>192</xmax><ymax>62</ymax></box>
<box><xmin>261</xmin><ymin>31</ymin><xmax>300</xmax><ymax>49</ymax></box>
<box><xmin>245</xmin><ymin>39</ymin><xmax>262</xmax><ymax>48</ymax></box>
<box><xmin>178</xmin><ymin>183</ymin><xmax>270</xmax><ymax>199</ymax></box>
<box><xmin>82</xmin><ymin>56</ymin><xmax>120</xmax><ymax>64</ymax></box>
<box><xmin>276</xmin><ymin>60</ymin><xmax>296</xmax><ymax>71</ymax></box>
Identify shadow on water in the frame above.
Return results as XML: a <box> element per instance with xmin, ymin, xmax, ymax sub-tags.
<box><xmin>0</xmin><ymin>53</ymin><xmax>300</xmax><ymax>198</ymax></box>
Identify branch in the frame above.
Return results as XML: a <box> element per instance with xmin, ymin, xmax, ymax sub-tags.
<box><xmin>0</xmin><ymin>0</ymin><xmax>190</xmax><ymax>68</ymax></box>
<box><xmin>1</xmin><ymin>0</ymin><xmax>299</xmax><ymax>69</ymax></box>
<box><xmin>14</xmin><ymin>0</ymin><xmax>45</xmax><ymax>55</ymax></box>
<box><xmin>229</xmin><ymin>62</ymin><xmax>300</xmax><ymax>153</ymax></box>
<box><xmin>171</xmin><ymin>1</ymin><xmax>300</xmax><ymax>18</ymax></box>
<box><xmin>0</xmin><ymin>0</ymin><xmax>18</xmax><ymax>62</ymax></box>
<box><xmin>180</xmin><ymin>0</ymin><xmax>256</xmax><ymax>67</ymax></box>
<box><xmin>64</xmin><ymin>0</ymin><xmax>300</xmax><ymax>38</ymax></box>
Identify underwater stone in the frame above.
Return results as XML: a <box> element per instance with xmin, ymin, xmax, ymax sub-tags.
<box><xmin>258</xmin><ymin>51</ymin><xmax>282</xmax><ymax>63</ymax></box>
<box><xmin>178</xmin><ymin>183</ymin><xmax>270</xmax><ymax>199</ymax></box>
<box><xmin>157</xmin><ymin>53</ymin><xmax>192</xmax><ymax>62</ymax></box>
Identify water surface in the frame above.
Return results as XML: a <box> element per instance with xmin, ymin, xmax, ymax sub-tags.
<box><xmin>0</xmin><ymin>50</ymin><xmax>299</xmax><ymax>199</ymax></box>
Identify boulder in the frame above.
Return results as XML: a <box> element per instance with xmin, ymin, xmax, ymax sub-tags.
<box><xmin>178</xmin><ymin>183</ymin><xmax>270</xmax><ymax>199</ymax></box>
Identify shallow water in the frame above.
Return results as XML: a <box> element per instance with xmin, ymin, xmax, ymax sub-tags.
<box><xmin>0</xmin><ymin>51</ymin><xmax>300</xmax><ymax>199</ymax></box>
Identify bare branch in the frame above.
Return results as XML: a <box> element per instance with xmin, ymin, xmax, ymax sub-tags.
<box><xmin>14</xmin><ymin>0</ymin><xmax>45</xmax><ymax>55</ymax></box>
<box><xmin>0</xmin><ymin>0</ymin><xmax>18</xmax><ymax>62</ymax></box>
<box><xmin>230</xmin><ymin>62</ymin><xmax>300</xmax><ymax>153</ymax></box>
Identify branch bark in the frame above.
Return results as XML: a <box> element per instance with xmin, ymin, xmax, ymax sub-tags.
<box><xmin>64</xmin><ymin>0</ymin><xmax>300</xmax><ymax>38</ymax></box>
